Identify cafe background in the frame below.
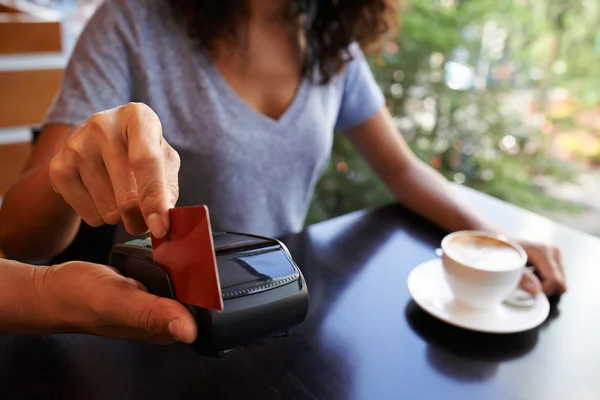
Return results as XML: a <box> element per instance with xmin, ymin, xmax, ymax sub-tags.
<box><xmin>1</xmin><ymin>0</ymin><xmax>600</xmax><ymax>237</ymax></box>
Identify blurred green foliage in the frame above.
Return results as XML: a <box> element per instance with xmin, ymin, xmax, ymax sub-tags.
<box><xmin>307</xmin><ymin>0</ymin><xmax>594</xmax><ymax>226</ymax></box>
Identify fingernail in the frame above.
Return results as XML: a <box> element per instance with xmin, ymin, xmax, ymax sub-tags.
<box><xmin>147</xmin><ymin>213</ymin><xmax>166</xmax><ymax>238</ymax></box>
<box><xmin>168</xmin><ymin>319</ymin><xmax>182</xmax><ymax>342</ymax></box>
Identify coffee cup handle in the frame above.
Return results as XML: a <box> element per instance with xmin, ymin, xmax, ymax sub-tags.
<box><xmin>435</xmin><ymin>248</ymin><xmax>443</xmax><ymax>257</ymax></box>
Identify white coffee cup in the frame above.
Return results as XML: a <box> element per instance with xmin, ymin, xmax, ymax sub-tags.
<box><xmin>440</xmin><ymin>230</ymin><xmax>527</xmax><ymax>310</ymax></box>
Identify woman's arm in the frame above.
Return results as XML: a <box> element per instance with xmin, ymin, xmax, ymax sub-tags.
<box><xmin>344</xmin><ymin>106</ymin><xmax>566</xmax><ymax>296</ymax></box>
<box><xmin>344</xmin><ymin>107</ymin><xmax>498</xmax><ymax>233</ymax></box>
<box><xmin>0</xmin><ymin>124</ymin><xmax>82</xmax><ymax>261</ymax></box>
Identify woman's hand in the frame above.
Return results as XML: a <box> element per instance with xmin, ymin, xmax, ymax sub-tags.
<box><xmin>48</xmin><ymin>103</ymin><xmax>180</xmax><ymax>238</ymax></box>
<box><xmin>36</xmin><ymin>261</ymin><xmax>197</xmax><ymax>344</ymax></box>
<box><xmin>517</xmin><ymin>240</ymin><xmax>567</xmax><ymax>297</ymax></box>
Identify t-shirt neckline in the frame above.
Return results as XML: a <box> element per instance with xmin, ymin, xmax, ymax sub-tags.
<box><xmin>197</xmin><ymin>47</ymin><xmax>310</xmax><ymax>131</ymax></box>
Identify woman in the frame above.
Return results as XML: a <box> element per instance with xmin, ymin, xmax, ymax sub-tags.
<box><xmin>0</xmin><ymin>0</ymin><xmax>565</xmax><ymax>339</ymax></box>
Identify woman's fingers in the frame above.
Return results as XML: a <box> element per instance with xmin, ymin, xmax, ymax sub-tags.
<box><xmin>519</xmin><ymin>268</ymin><xmax>542</xmax><ymax>296</ymax></box>
<box><xmin>519</xmin><ymin>242</ymin><xmax>567</xmax><ymax>296</ymax></box>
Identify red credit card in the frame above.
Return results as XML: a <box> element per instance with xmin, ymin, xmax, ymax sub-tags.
<box><xmin>151</xmin><ymin>205</ymin><xmax>223</xmax><ymax>311</ymax></box>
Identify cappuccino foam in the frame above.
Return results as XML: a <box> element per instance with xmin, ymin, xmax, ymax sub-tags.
<box><xmin>445</xmin><ymin>235</ymin><xmax>523</xmax><ymax>271</ymax></box>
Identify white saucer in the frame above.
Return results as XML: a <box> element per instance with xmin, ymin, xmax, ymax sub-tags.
<box><xmin>407</xmin><ymin>258</ymin><xmax>550</xmax><ymax>334</ymax></box>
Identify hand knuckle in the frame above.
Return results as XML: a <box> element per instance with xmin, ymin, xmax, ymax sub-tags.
<box><xmin>139</xmin><ymin>180</ymin><xmax>166</xmax><ymax>200</ymax></box>
<box><xmin>140</xmin><ymin>103</ymin><xmax>159</xmax><ymax>122</ymax></box>
<box><xmin>117</xmin><ymin>193</ymin><xmax>140</xmax><ymax>214</ymax></box>
<box><xmin>169</xmin><ymin>146</ymin><xmax>181</xmax><ymax>168</ymax></box>
<box><xmin>129</xmin><ymin>149</ymin><xmax>161</xmax><ymax>169</ymax></box>
<box><xmin>125</xmin><ymin>101</ymin><xmax>147</xmax><ymax>113</ymax></box>
<box><xmin>86</xmin><ymin>113</ymin><xmax>110</xmax><ymax>136</ymax></box>
<box><xmin>169</xmin><ymin>182</ymin><xmax>179</xmax><ymax>203</ymax></box>
<box><xmin>64</xmin><ymin>133</ymin><xmax>84</xmax><ymax>155</ymax></box>
<box><xmin>48</xmin><ymin>156</ymin><xmax>68</xmax><ymax>181</ymax></box>
<box><xmin>531</xmin><ymin>246</ymin><xmax>544</xmax><ymax>259</ymax></box>
<box><xmin>83</xmin><ymin>214</ymin><xmax>105</xmax><ymax>227</ymax></box>
<box><xmin>124</xmin><ymin>102</ymin><xmax>157</xmax><ymax>120</ymax></box>
<box><xmin>87</xmin><ymin>112</ymin><xmax>104</xmax><ymax>126</ymax></box>
<box><xmin>100</xmin><ymin>208</ymin><xmax>121</xmax><ymax>225</ymax></box>
<box><xmin>120</xmin><ymin>102</ymin><xmax>140</xmax><ymax>119</ymax></box>
<box><xmin>125</xmin><ymin>102</ymin><xmax>162</xmax><ymax>134</ymax></box>
<box><xmin>560</xmin><ymin>284</ymin><xmax>567</xmax><ymax>293</ymax></box>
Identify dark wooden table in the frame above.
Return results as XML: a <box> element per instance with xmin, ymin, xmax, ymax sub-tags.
<box><xmin>1</xmin><ymin>186</ymin><xmax>598</xmax><ymax>400</ymax></box>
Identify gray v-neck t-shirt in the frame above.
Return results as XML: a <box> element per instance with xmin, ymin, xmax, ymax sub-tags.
<box><xmin>45</xmin><ymin>0</ymin><xmax>385</xmax><ymax>239</ymax></box>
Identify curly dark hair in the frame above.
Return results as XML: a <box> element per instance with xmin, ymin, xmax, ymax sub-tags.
<box><xmin>171</xmin><ymin>0</ymin><xmax>398</xmax><ymax>83</ymax></box>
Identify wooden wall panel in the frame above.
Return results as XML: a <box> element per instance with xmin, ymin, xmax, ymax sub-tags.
<box><xmin>0</xmin><ymin>20</ymin><xmax>62</xmax><ymax>54</ymax></box>
<box><xmin>0</xmin><ymin>1</ymin><xmax>62</xmax><ymax>54</ymax></box>
<box><xmin>0</xmin><ymin>69</ymin><xmax>63</xmax><ymax>127</ymax></box>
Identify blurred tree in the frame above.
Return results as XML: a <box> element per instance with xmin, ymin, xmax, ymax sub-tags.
<box><xmin>496</xmin><ymin>0</ymin><xmax>600</xmax><ymax>124</ymax></box>
<box><xmin>306</xmin><ymin>0</ymin><xmax>584</xmax><ymax>226</ymax></box>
